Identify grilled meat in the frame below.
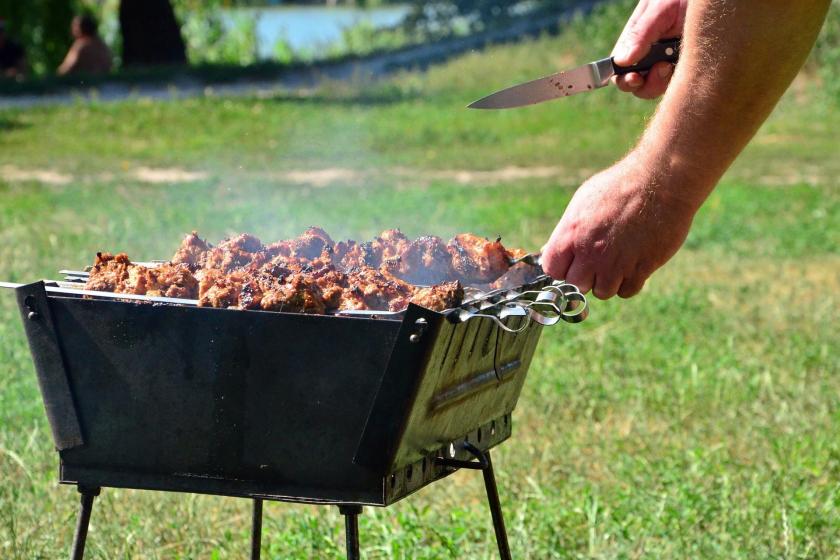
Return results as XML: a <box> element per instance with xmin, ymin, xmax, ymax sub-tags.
<box><xmin>487</xmin><ymin>248</ymin><xmax>540</xmax><ymax>290</ymax></box>
<box><xmin>171</xmin><ymin>231</ymin><xmax>210</xmax><ymax>269</ymax></box>
<box><xmin>201</xmin><ymin>234</ymin><xmax>267</xmax><ymax>272</ymax></box>
<box><xmin>373</xmin><ymin>229</ymin><xmax>410</xmax><ymax>261</ymax></box>
<box><xmin>387</xmin><ymin>235</ymin><xmax>455</xmax><ymax>285</ymax></box>
<box><xmin>198</xmin><ymin>269</ymin><xmax>246</xmax><ymax>308</ymax></box>
<box><xmin>86</xmin><ymin>252</ymin><xmax>132</xmax><ymax>293</ymax></box>
<box><xmin>142</xmin><ymin>263</ymin><xmax>199</xmax><ymax>298</ymax></box>
<box><xmin>260</xmin><ymin>275</ymin><xmax>327</xmax><ymax>314</ymax></box>
<box><xmin>87</xmin><ymin>252</ymin><xmax>199</xmax><ymax>299</ymax></box>
<box><xmin>410</xmin><ymin>281</ymin><xmax>464</xmax><ymax>312</ymax></box>
<box><xmin>447</xmin><ymin>234</ymin><xmax>509</xmax><ymax>284</ymax></box>
<box><xmin>335</xmin><ymin>240</ymin><xmax>380</xmax><ymax>269</ymax></box>
<box><xmin>289</xmin><ymin>227</ymin><xmax>334</xmax><ymax>260</ymax></box>
<box><xmin>89</xmin><ymin>227</ymin><xmax>539</xmax><ymax>314</ymax></box>
<box><xmin>340</xmin><ymin>266</ymin><xmax>414</xmax><ymax>312</ymax></box>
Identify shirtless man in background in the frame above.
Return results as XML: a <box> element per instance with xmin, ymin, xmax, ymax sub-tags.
<box><xmin>58</xmin><ymin>14</ymin><xmax>113</xmax><ymax>76</ymax></box>
<box><xmin>541</xmin><ymin>0</ymin><xmax>832</xmax><ymax>299</ymax></box>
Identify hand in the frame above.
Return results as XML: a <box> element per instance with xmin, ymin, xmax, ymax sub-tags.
<box><xmin>541</xmin><ymin>155</ymin><xmax>698</xmax><ymax>299</ymax></box>
<box><xmin>612</xmin><ymin>0</ymin><xmax>688</xmax><ymax>99</ymax></box>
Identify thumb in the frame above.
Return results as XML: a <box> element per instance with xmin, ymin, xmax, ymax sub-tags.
<box><xmin>613</xmin><ymin>4</ymin><xmax>679</xmax><ymax>66</ymax></box>
<box><xmin>613</xmin><ymin>24</ymin><xmax>658</xmax><ymax>67</ymax></box>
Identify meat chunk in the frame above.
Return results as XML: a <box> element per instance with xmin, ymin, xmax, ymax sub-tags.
<box><xmin>409</xmin><ymin>281</ymin><xmax>464</xmax><ymax>312</ymax></box>
<box><xmin>288</xmin><ymin>227</ymin><xmax>335</xmax><ymax>260</ymax></box>
<box><xmin>333</xmin><ymin>230</ymin><xmax>407</xmax><ymax>270</ymax></box>
<box><xmin>198</xmin><ymin>269</ymin><xmax>247</xmax><ymax>308</ymax></box>
<box><xmin>447</xmin><ymin>233</ymin><xmax>510</xmax><ymax>284</ymax></box>
<box><xmin>171</xmin><ymin>231</ymin><xmax>210</xmax><ymax>269</ymax></box>
<box><xmin>87</xmin><ymin>228</ymin><xmax>537</xmax><ymax>315</ymax></box>
<box><xmin>142</xmin><ymin>263</ymin><xmax>198</xmax><ymax>298</ymax></box>
<box><xmin>386</xmin><ymin>236</ymin><xmax>455</xmax><ymax>285</ymax></box>
<box><xmin>334</xmin><ymin>240</ymin><xmax>381</xmax><ymax>269</ymax></box>
<box><xmin>261</xmin><ymin>274</ymin><xmax>326</xmax><ymax>314</ymax></box>
<box><xmin>340</xmin><ymin>266</ymin><xmax>414</xmax><ymax>312</ymax></box>
<box><xmin>85</xmin><ymin>252</ymin><xmax>132</xmax><ymax>293</ymax></box>
<box><xmin>86</xmin><ymin>252</ymin><xmax>198</xmax><ymax>299</ymax></box>
<box><xmin>373</xmin><ymin>229</ymin><xmax>410</xmax><ymax>261</ymax></box>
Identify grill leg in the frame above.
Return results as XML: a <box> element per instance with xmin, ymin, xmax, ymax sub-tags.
<box><xmin>338</xmin><ymin>505</ymin><xmax>362</xmax><ymax>560</ymax></box>
<box><xmin>70</xmin><ymin>486</ymin><xmax>100</xmax><ymax>560</ymax></box>
<box><xmin>480</xmin><ymin>452</ymin><xmax>511</xmax><ymax>560</ymax></box>
<box><xmin>251</xmin><ymin>498</ymin><xmax>263</xmax><ymax>560</ymax></box>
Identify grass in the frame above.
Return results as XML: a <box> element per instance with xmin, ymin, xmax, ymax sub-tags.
<box><xmin>1</xmin><ymin>4</ymin><xmax>839</xmax><ymax>559</ymax></box>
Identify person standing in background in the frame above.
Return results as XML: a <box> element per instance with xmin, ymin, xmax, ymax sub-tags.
<box><xmin>0</xmin><ymin>19</ymin><xmax>26</xmax><ymax>78</ymax></box>
<box><xmin>58</xmin><ymin>14</ymin><xmax>112</xmax><ymax>76</ymax></box>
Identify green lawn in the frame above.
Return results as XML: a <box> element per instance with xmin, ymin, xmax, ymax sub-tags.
<box><xmin>1</xmin><ymin>8</ymin><xmax>839</xmax><ymax>559</ymax></box>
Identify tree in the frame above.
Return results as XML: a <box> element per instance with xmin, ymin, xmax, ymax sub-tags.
<box><xmin>119</xmin><ymin>0</ymin><xmax>187</xmax><ymax>66</ymax></box>
<box><xmin>0</xmin><ymin>0</ymin><xmax>76</xmax><ymax>74</ymax></box>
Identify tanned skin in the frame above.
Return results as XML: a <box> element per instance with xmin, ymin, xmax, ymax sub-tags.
<box><xmin>541</xmin><ymin>0</ymin><xmax>832</xmax><ymax>299</ymax></box>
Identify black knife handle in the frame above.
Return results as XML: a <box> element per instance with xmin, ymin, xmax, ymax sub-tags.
<box><xmin>612</xmin><ymin>37</ymin><xmax>681</xmax><ymax>75</ymax></box>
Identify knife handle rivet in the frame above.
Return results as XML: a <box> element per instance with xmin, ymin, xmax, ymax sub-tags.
<box><xmin>666</xmin><ymin>47</ymin><xmax>674</xmax><ymax>56</ymax></box>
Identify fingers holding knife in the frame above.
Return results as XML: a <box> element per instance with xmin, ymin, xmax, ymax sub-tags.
<box><xmin>612</xmin><ymin>61</ymin><xmax>674</xmax><ymax>99</ymax></box>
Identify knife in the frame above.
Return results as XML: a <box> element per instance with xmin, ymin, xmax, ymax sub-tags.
<box><xmin>468</xmin><ymin>37</ymin><xmax>681</xmax><ymax>109</ymax></box>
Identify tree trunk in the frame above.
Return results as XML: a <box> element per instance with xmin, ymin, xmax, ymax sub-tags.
<box><xmin>119</xmin><ymin>0</ymin><xmax>187</xmax><ymax>67</ymax></box>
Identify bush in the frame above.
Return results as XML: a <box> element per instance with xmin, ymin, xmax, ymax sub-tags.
<box><xmin>0</xmin><ymin>0</ymin><xmax>77</xmax><ymax>75</ymax></box>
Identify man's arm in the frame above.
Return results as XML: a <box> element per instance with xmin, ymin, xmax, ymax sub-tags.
<box><xmin>57</xmin><ymin>42</ymin><xmax>80</xmax><ymax>76</ymax></box>
<box><xmin>541</xmin><ymin>0</ymin><xmax>832</xmax><ymax>299</ymax></box>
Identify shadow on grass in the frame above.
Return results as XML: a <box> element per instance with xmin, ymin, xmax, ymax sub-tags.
<box><xmin>0</xmin><ymin>115</ymin><xmax>28</xmax><ymax>131</ymax></box>
<box><xmin>262</xmin><ymin>88</ymin><xmax>421</xmax><ymax>107</ymax></box>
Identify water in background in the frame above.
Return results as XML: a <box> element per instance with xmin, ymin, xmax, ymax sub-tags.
<box><xmin>224</xmin><ymin>5</ymin><xmax>411</xmax><ymax>59</ymax></box>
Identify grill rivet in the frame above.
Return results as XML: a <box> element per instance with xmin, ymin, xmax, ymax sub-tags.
<box><xmin>24</xmin><ymin>295</ymin><xmax>39</xmax><ymax>320</ymax></box>
<box><xmin>409</xmin><ymin>318</ymin><xmax>428</xmax><ymax>343</ymax></box>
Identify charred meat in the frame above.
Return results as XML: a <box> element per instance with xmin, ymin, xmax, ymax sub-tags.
<box><xmin>387</xmin><ymin>236</ymin><xmax>455</xmax><ymax>285</ymax></box>
<box><xmin>447</xmin><ymin>233</ymin><xmax>510</xmax><ymax>284</ymax></box>
<box><xmin>89</xmin><ymin>227</ymin><xmax>539</xmax><ymax>314</ymax></box>
<box><xmin>86</xmin><ymin>252</ymin><xmax>199</xmax><ymax>299</ymax></box>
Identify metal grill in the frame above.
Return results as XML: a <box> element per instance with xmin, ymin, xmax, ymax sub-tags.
<box><xmin>2</xmin><ymin>264</ymin><xmax>588</xmax><ymax>560</ymax></box>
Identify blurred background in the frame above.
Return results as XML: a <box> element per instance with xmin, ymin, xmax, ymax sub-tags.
<box><xmin>1</xmin><ymin>1</ymin><xmax>599</xmax><ymax>79</ymax></box>
<box><xmin>1</xmin><ymin>1</ymin><xmax>838</xmax><ymax>558</ymax></box>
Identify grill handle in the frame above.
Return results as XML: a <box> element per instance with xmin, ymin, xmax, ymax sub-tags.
<box><xmin>447</xmin><ymin>281</ymin><xmax>588</xmax><ymax>332</ymax></box>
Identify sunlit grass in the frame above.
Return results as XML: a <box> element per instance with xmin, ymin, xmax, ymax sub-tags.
<box><xmin>1</xmin><ymin>9</ymin><xmax>838</xmax><ymax>559</ymax></box>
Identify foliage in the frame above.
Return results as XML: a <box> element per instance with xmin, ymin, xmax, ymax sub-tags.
<box><xmin>403</xmin><ymin>0</ymin><xmax>580</xmax><ymax>37</ymax></box>
<box><xmin>80</xmin><ymin>0</ymin><xmax>259</xmax><ymax>66</ymax></box>
<box><xmin>273</xmin><ymin>36</ymin><xmax>296</xmax><ymax>65</ymax></box>
<box><xmin>0</xmin><ymin>0</ymin><xmax>78</xmax><ymax>74</ymax></box>
<box><xmin>325</xmin><ymin>20</ymin><xmax>413</xmax><ymax>59</ymax></box>
<box><xmin>178</xmin><ymin>6</ymin><xmax>259</xmax><ymax>65</ymax></box>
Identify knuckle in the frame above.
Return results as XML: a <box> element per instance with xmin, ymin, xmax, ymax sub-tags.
<box><xmin>618</xmin><ymin>278</ymin><xmax>645</xmax><ymax>298</ymax></box>
<box><xmin>591</xmin><ymin>239</ymin><xmax>609</xmax><ymax>255</ymax></box>
<box><xmin>592</xmin><ymin>286</ymin><xmax>614</xmax><ymax>300</ymax></box>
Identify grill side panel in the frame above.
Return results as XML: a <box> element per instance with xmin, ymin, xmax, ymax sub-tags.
<box><xmin>355</xmin><ymin>298</ymin><xmax>546</xmax><ymax>481</ymax></box>
<box><xmin>44</xmin><ymin>295</ymin><xmax>401</xmax><ymax>504</ymax></box>
<box><xmin>14</xmin><ymin>282</ymin><xmax>84</xmax><ymax>450</ymax></box>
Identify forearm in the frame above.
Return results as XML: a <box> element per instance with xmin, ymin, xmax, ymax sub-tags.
<box><xmin>57</xmin><ymin>54</ymin><xmax>76</xmax><ymax>76</ymax></box>
<box><xmin>635</xmin><ymin>0</ymin><xmax>831</xmax><ymax>208</ymax></box>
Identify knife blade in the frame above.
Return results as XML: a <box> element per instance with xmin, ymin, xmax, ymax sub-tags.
<box><xmin>468</xmin><ymin>37</ymin><xmax>681</xmax><ymax>109</ymax></box>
